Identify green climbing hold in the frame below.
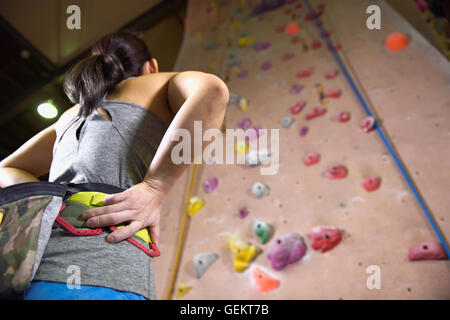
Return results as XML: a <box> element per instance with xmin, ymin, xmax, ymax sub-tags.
<box><xmin>253</xmin><ymin>218</ymin><xmax>271</xmax><ymax>244</ymax></box>
<box><xmin>240</xmin><ymin>31</ymin><xmax>249</xmax><ymax>38</ymax></box>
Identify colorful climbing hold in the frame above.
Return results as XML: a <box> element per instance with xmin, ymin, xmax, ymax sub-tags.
<box><xmin>290</xmin><ymin>84</ymin><xmax>303</xmax><ymax>95</ymax></box>
<box><xmin>237</xmin><ymin>117</ymin><xmax>252</xmax><ymax>130</ymax></box>
<box><xmin>235</xmin><ymin>141</ymin><xmax>249</xmax><ymax>155</ymax></box>
<box><xmin>267</xmin><ymin>232</ymin><xmax>307</xmax><ymax>270</ymax></box>
<box><xmin>252</xmin><ymin>41</ymin><xmax>271</xmax><ymax>51</ymax></box>
<box><xmin>311</xmin><ymin>40</ymin><xmax>321</xmax><ymax>49</ymax></box>
<box><xmin>297</xmin><ymin>67</ymin><xmax>313</xmax><ymax>78</ymax></box>
<box><xmin>325</xmin><ymin>165</ymin><xmax>347</xmax><ymax>179</ymax></box>
<box><xmin>325</xmin><ymin>70</ymin><xmax>339</xmax><ymax>79</ymax></box>
<box><xmin>237</xmin><ymin>70</ymin><xmax>249</xmax><ymax>78</ymax></box>
<box><xmin>385</xmin><ymin>32</ymin><xmax>409</xmax><ymax>51</ymax></box>
<box><xmin>188</xmin><ymin>196</ymin><xmax>205</xmax><ymax>217</ymax></box>
<box><xmin>251</xmin><ymin>266</ymin><xmax>280</xmax><ymax>293</ymax></box>
<box><xmin>338</xmin><ymin>111</ymin><xmax>351</xmax><ymax>123</ymax></box>
<box><xmin>308</xmin><ymin>226</ymin><xmax>343</xmax><ymax>253</ymax></box>
<box><xmin>290</xmin><ymin>100</ymin><xmax>307</xmax><ymax>114</ymax></box>
<box><xmin>239</xmin><ymin>98</ymin><xmax>248</xmax><ymax>111</ymax></box>
<box><xmin>227</xmin><ymin>236</ymin><xmax>262</xmax><ymax>272</ymax></box>
<box><xmin>281</xmin><ymin>116</ymin><xmax>295</xmax><ymax>128</ymax></box>
<box><xmin>228</xmin><ymin>93</ymin><xmax>240</xmax><ymax>107</ymax></box>
<box><xmin>194</xmin><ymin>252</ymin><xmax>219</xmax><ymax>278</ymax></box>
<box><xmin>196</xmin><ymin>32</ymin><xmax>203</xmax><ymax>39</ymax></box>
<box><xmin>326</xmin><ymin>89</ymin><xmax>342</xmax><ymax>99</ymax></box>
<box><xmin>362</xmin><ymin>176</ymin><xmax>381</xmax><ymax>192</ymax></box>
<box><xmin>291</xmin><ymin>36</ymin><xmax>300</xmax><ymax>44</ymax></box>
<box><xmin>246</xmin><ymin>126</ymin><xmax>261</xmax><ymax>140</ymax></box>
<box><xmin>304</xmin><ymin>153</ymin><xmax>320</xmax><ymax>166</ymax></box>
<box><xmin>203</xmin><ymin>177</ymin><xmax>219</xmax><ymax>194</ymax></box>
<box><xmin>306</xmin><ymin>107</ymin><xmax>327</xmax><ymax>120</ymax></box>
<box><xmin>253</xmin><ymin>218</ymin><xmax>271</xmax><ymax>244</ymax></box>
<box><xmin>229</xmin><ymin>49</ymin><xmax>240</xmax><ymax>58</ymax></box>
<box><xmin>238</xmin><ymin>37</ymin><xmax>256</xmax><ymax>47</ymax></box>
<box><xmin>239</xmin><ymin>207</ymin><xmax>249</xmax><ymax>219</ymax></box>
<box><xmin>0</xmin><ymin>210</ymin><xmax>3</xmax><ymax>226</ymax></box>
<box><xmin>408</xmin><ymin>242</ymin><xmax>448</xmax><ymax>261</ymax></box>
<box><xmin>261</xmin><ymin>61</ymin><xmax>272</xmax><ymax>71</ymax></box>
<box><xmin>299</xmin><ymin>126</ymin><xmax>309</xmax><ymax>137</ymax></box>
<box><xmin>285</xmin><ymin>22</ymin><xmax>301</xmax><ymax>34</ymax></box>
<box><xmin>246</xmin><ymin>149</ymin><xmax>271</xmax><ymax>167</ymax></box>
<box><xmin>361</xmin><ymin>116</ymin><xmax>375</xmax><ymax>133</ymax></box>
<box><xmin>251</xmin><ymin>182</ymin><xmax>270</xmax><ymax>198</ymax></box>
<box><xmin>282</xmin><ymin>53</ymin><xmax>294</xmax><ymax>61</ymax></box>
<box><xmin>231</xmin><ymin>22</ymin><xmax>242</xmax><ymax>29</ymax></box>
<box><xmin>176</xmin><ymin>283</ymin><xmax>192</xmax><ymax>299</ymax></box>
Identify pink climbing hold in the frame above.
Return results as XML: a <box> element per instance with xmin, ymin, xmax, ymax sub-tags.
<box><xmin>311</xmin><ymin>40</ymin><xmax>321</xmax><ymax>49</ymax></box>
<box><xmin>237</xmin><ymin>118</ymin><xmax>252</xmax><ymax>130</ymax></box>
<box><xmin>239</xmin><ymin>207</ymin><xmax>249</xmax><ymax>219</ymax></box>
<box><xmin>304</xmin><ymin>153</ymin><xmax>320</xmax><ymax>166</ymax></box>
<box><xmin>291</xmin><ymin>36</ymin><xmax>300</xmax><ymax>44</ymax></box>
<box><xmin>408</xmin><ymin>242</ymin><xmax>448</xmax><ymax>261</ymax></box>
<box><xmin>325</xmin><ymin>165</ymin><xmax>347</xmax><ymax>179</ymax></box>
<box><xmin>308</xmin><ymin>226</ymin><xmax>342</xmax><ymax>253</ymax></box>
<box><xmin>326</xmin><ymin>89</ymin><xmax>342</xmax><ymax>99</ymax></box>
<box><xmin>338</xmin><ymin>111</ymin><xmax>351</xmax><ymax>123</ymax></box>
<box><xmin>246</xmin><ymin>126</ymin><xmax>262</xmax><ymax>141</ymax></box>
<box><xmin>290</xmin><ymin>84</ymin><xmax>303</xmax><ymax>95</ymax></box>
<box><xmin>361</xmin><ymin>116</ymin><xmax>375</xmax><ymax>133</ymax></box>
<box><xmin>299</xmin><ymin>126</ymin><xmax>309</xmax><ymax>137</ymax></box>
<box><xmin>306</xmin><ymin>107</ymin><xmax>326</xmax><ymax>120</ymax></box>
<box><xmin>282</xmin><ymin>53</ymin><xmax>294</xmax><ymax>61</ymax></box>
<box><xmin>203</xmin><ymin>177</ymin><xmax>218</xmax><ymax>193</ymax></box>
<box><xmin>325</xmin><ymin>70</ymin><xmax>338</xmax><ymax>79</ymax></box>
<box><xmin>296</xmin><ymin>67</ymin><xmax>313</xmax><ymax>78</ymax></box>
<box><xmin>261</xmin><ymin>61</ymin><xmax>272</xmax><ymax>71</ymax></box>
<box><xmin>362</xmin><ymin>176</ymin><xmax>381</xmax><ymax>192</ymax></box>
<box><xmin>267</xmin><ymin>232</ymin><xmax>307</xmax><ymax>271</ymax></box>
<box><xmin>251</xmin><ymin>266</ymin><xmax>280</xmax><ymax>293</ymax></box>
<box><xmin>290</xmin><ymin>100</ymin><xmax>307</xmax><ymax>115</ymax></box>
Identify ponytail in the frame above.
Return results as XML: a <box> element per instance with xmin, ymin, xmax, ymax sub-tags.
<box><xmin>63</xmin><ymin>31</ymin><xmax>152</xmax><ymax>117</ymax></box>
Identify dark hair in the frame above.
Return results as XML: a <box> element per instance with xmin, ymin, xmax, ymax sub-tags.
<box><xmin>64</xmin><ymin>31</ymin><xmax>152</xmax><ymax>117</ymax></box>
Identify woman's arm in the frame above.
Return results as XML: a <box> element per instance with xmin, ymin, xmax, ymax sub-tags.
<box><xmin>82</xmin><ymin>71</ymin><xmax>229</xmax><ymax>244</ymax></box>
<box><xmin>0</xmin><ymin>105</ymin><xmax>79</xmax><ymax>188</ymax></box>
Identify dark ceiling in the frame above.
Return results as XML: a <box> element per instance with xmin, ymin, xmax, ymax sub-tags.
<box><xmin>0</xmin><ymin>0</ymin><xmax>187</xmax><ymax>160</ymax></box>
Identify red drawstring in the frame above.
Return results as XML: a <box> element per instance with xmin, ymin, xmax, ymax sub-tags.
<box><xmin>55</xmin><ymin>204</ymin><xmax>160</xmax><ymax>258</ymax></box>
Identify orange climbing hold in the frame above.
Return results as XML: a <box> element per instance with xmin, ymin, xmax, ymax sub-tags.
<box><xmin>251</xmin><ymin>266</ymin><xmax>280</xmax><ymax>293</ymax></box>
<box><xmin>285</xmin><ymin>23</ymin><xmax>301</xmax><ymax>35</ymax></box>
<box><xmin>385</xmin><ymin>32</ymin><xmax>409</xmax><ymax>51</ymax></box>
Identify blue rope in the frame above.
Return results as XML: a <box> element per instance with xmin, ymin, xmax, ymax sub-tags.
<box><xmin>303</xmin><ymin>0</ymin><xmax>450</xmax><ymax>258</ymax></box>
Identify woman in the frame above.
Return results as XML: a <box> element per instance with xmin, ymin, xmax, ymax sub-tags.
<box><xmin>0</xmin><ymin>31</ymin><xmax>228</xmax><ymax>299</ymax></box>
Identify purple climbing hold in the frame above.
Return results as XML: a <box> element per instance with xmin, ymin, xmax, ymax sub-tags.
<box><xmin>250</xmin><ymin>0</ymin><xmax>286</xmax><ymax>16</ymax></box>
<box><xmin>237</xmin><ymin>70</ymin><xmax>248</xmax><ymax>78</ymax></box>
<box><xmin>246</xmin><ymin>126</ymin><xmax>262</xmax><ymax>141</ymax></box>
<box><xmin>239</xmin><ymin>207</ymin><xmax>249</xmax><ymax>219</ymax></box>
<box><xmin>261</xmin><ymin>61</ymin><xmax>272</xmax><ymax>71</ymax></box>
<box><xmin>253</xmin><ymin>41</ymin><xmax>271</xmax><ymax>51</ymax></box>
<box><xmin>282</xmin><ymin>53</ymin><xmax>294</xmax><ymax>61</ymax></box>
<box><xmin>300</xmin><ymin>126</ymin><xmax>309</xmax><ymax>137</ymax></box>
<box><xmin>290</xmin><ymin>84</ymin><xmax>303</xmax><ymax>95</ymax></box>
<box><xmin>267</xmin><ymin>232</ymin><xmax>307</xmax><ymax>271</ymax></box>
<box><xmin>237</xmin><ymin>118</ymin><xmax>252</xmax><ymax>130</ymax></box>
<box><xmin>203</xmin><ymin>177</ymin><xmax>218</xmax><ymax>194</ymax></box>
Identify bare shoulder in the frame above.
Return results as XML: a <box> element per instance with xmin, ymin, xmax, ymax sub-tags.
<box><xmin>56</xmin><ymin>104</ymin><xmax>80</xmax><ymax>128</ymax></box>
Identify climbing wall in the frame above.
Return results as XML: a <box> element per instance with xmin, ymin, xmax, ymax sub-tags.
<box><xmin>153</xmin><ymin>0</ymin><xmax>450</xmax><ymax>299</ymax></box>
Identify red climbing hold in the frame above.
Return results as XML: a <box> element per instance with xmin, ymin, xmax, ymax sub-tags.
<box><xmin>408</xmin><ymin>242</ymin><xmax>448</xmax><ymax>261</ymax></box>
<box><xmin>291</xmin><ymin>36</ymin><xmax>299</xmax><ymax>44</ymax></box>
<box><xmin>362</xmin><ymin>176</ymin><xmax>381</xmax><ymax>192</ymax></box>
<box><xmin>325</xmin><ymin>165</ymin><xmax>347</xmax><ymax>179</ymax></box>
<box><xmin>296</xmin><ymin>67</ymin><xmax>313</xmax><ymax>78</ymax></box>
<box><xmin>338</xmin><ymin>111</ymin><xmax>350</xmax><ymax>122</ymax></box>
<box><xmin>251</xmin><ymin>266</ymin><xmax>280</xmax><ymax>293</ymax></box>
<box><xmin>308</xmin><ymin>226</ymin><xmax>342</xmax><ymax>253</ymax></box>
<box><xmin>290</xmin><ymin>100</ymin><xmax>307</xmax><ymax>114</ymax></box>
<box><xmin>326</xmin><ymin>89</ymin><xmax>342</xmax><ymax>99</ymax></box>
<box><xmin>306</xmin><ymin>107</ymin><xmax>326</xmax><ymax>120</ymax></box>
<box><xmin>361</xmin><ymin>116</ymin><xmax>375</xmax><ymax>133</ymax></box>
<box><xmin>304</xmin><ymin>153</ymin><xmax>320</xmax><ymax>166</ymax></box>
<box><xmin>311</xmin><ymin>40</ymin><xmax>321</xmax><ymax>49</ymax></box>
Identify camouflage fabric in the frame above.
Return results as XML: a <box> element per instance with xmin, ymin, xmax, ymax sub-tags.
<box><xmin>0</xmin><ymin>195</ymin><xmax>53</xmax><ymax>298</ymax></box>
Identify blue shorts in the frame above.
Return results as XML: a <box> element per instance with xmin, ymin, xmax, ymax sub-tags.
<box><xmin>25</xmin><ymin>281</ymin><xmax>148</xmax><ymax>300</ymax></box>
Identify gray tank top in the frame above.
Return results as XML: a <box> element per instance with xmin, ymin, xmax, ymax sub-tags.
<box><xmin>33</xmin><ymin>94</ymin><xmax>168</xmax><ymax>299</ymax></box>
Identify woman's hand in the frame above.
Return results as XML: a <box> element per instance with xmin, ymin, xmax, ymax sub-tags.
<box><xmin>82</xmin><ymin>180</ymin><xmax>164</xmax><ymax>245</ymax></box>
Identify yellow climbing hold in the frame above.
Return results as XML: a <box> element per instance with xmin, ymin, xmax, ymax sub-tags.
<box><xmin>231</xmin><ymin>22</ymin><xmax>242</xmax><ymax>30</ymax></box>
<box><xmin>176</xmin><ymin>283</ymin><xmax>192</xmax><ymax>299</ymax></box>
<box><xmin>0</xmin><ymin>210</ymin><xmax>3</xmax><ymax>226</ymax></box>
<box><xmin>210</xmin><ymin>64</ymin><xmax>217</xmax><ymax>72</ymax></box>
<box><xmin>238</xmin><ymin>37</ymin><xmax>256</xmax><ymax>47</ymax></box>
<box><xmin>188</xmin><ymin>196</ymin><xmax>205</xmax><ymax>217</ymax></box>
<box><xmin>210</xmin><ymin>1</ymin><xmax>217</xmax><ymax>9</ymax></box>
<box><xmin>196</xmin><ymin>32</ymin><xmax>203</xmax><ymax>39</ymax></box>
<box><xmin>230</xmin><ymin>66</ymin><xmax>240</xmax><ymax>75</ymax></box>
<box><xmin>234</xmin><ymin>141</ymin><xmax>249</xmax><ymax>155</ymax></box>
<box><xmin>240</xmin><ymin>0</ymin><xmax>248</xmax><ymax>6</ymax></box>
<box><xmin>239</xmin><ymin>98</ymin><xmax>248</xmax><ymax>111</ymax></box>
<box><xmin>227</xmin><ymin>236</ymin><xmax>262</xmax><ymax>272</ymax></box>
